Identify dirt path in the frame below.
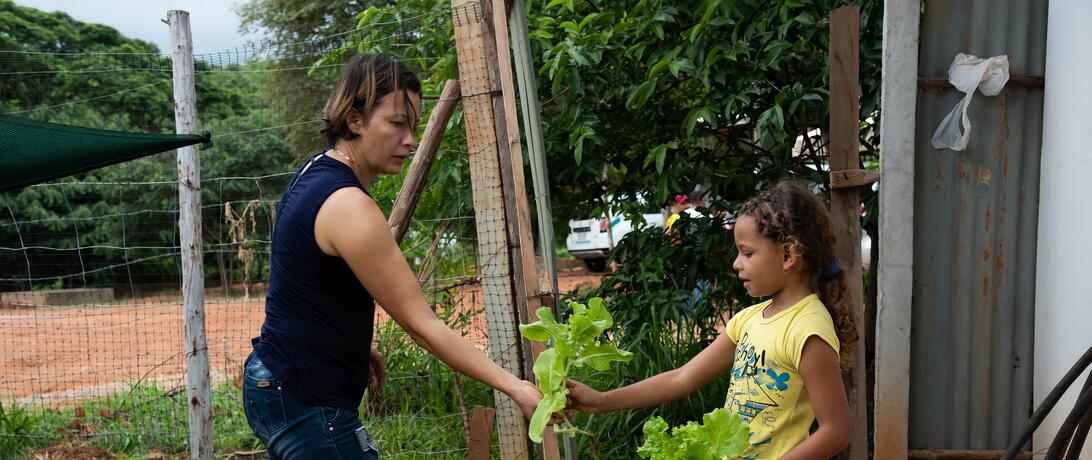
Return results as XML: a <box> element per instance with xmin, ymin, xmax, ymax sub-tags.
<box><xmin>0</xmin><ymin>269</ymin><xmax>600</xmax><ymax>405</ymax></box>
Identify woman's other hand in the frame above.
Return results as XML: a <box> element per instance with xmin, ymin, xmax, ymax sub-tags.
<box><xmin>368</xmin><ymin>346</ymin><xmax>386</xmax><ymax>397</ymax></box>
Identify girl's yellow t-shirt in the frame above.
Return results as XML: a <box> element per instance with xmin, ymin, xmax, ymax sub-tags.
<box><xmin>723</xmin><ymin>294</ymin><xmax>839</xmax><ymax>460</ymax></box>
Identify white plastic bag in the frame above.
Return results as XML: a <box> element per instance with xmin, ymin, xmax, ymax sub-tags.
<box><xmin>931</xmin><ymin>53</ymin><xmax>1010</xmax><ymax>151</ymax></box>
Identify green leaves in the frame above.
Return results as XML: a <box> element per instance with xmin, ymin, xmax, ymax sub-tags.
<box><xmin>626</xmin><ymin>78</ymin><xmax>659</xmax><ymax>110</ymax></box>
<box><xmin>518</xmin><ymin>321</ymin><xmax>554</xmax><ymax>342</ymax></box>
<box><xmin>636</xmin><ymin>408</ymin><xmax>750</xmax><ymax>460</ymax></box>
<box><xmin>545</xmin><ymin>0</ymin><xmax>576</xmax><ymax>12</ymax></box>
<box><xmin>532</xmin><ymin>348</ymin><xmax>566</xmax><ymax>392</ymax></box>
<box><xmin>518</xmin><ymin>298</ymin><xmax>633</xmax><ymax>443</ymax></box>
<box><xmin>530</xmin><ymin>0</ymin><xmax>883</xmax><ymax>256</ymax></box>
<box><xmin>643</xmin><ymin>142</ymin><xmax>677</xmax><ymax>174</ymax></box>
<box><xmin>528</xmin><ymin>390</ymin><xmax>567</xmax><ymax>444</ymax></box>
<box><xmin>700</xmin><ymin>409</ymin><xmax>751</xmax><ymax>458</ymax></box>
<box><xmin>572</xmin><ymin>343</ymin><xmax>630</xmax><ymax>371</ymax></box>
<box><xmin>669</xmin><ymin>58</ymin><xmax>695</xmax><ymax>78</ymax></box>
<box><xmin>684</xmin><ymin>106</ymin><xmax>716</xmax><ymax>135</ymax></box>
<box><xmin>569</xmin><ymin>125</ymin><xmax>601</xmax><ymax>165</ymax></box>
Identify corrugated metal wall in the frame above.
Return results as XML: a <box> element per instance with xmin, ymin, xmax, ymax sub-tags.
<box><xmin>910</xmin><ymin>0</ymin><xmax>1047</xmax><ymax>450</ymax></box>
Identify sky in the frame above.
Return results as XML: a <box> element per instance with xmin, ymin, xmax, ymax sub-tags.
<box><xmin>14</xmin><ymin>0</ymin><xmax>260</xmax><ymax>55</ymax></box>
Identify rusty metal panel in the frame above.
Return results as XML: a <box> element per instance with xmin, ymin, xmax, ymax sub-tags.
<box><xmin>910</xmin><ymin>0</ymin><xmax>1046</xmax><ymax>450</ymax></box>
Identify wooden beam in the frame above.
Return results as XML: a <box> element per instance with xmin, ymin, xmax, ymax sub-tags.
<box><xmin>486</xmin><ymin>0</ymin><xmax>537</xmax><ymax>350</ymax></box>
<box><xmin>388</xmin><ymin>80</ymin><xmax>461</xmax><ymax>244</ymax></box>
<box><xmin>828</xmin><ymin>6</ymin><xmax>868</xmax><ymax>460</ymax></box>
<box><xmin>908</xmin><ymin>449</ymin><xmax>1032</xmax><ymax>460</ymax></box>
<box><xmin>451</xmin><ymin>0</ymin><xmax>531</xmax><ymax>458</ymax></box>
<box><xmin>917</xmin><ymin>74</ymin><xmax>1043</xmax><ymax>89</ymax></box>
<box><xmin>466</xmin><ymin>406</ymin><xmax>497</xmax><ymax>460</ymax></box>
<box><xmin>875</xmin><ymin>0</ymin><xmax>918</xmax><ymax>457</ymax></box>
<box><xmin>509</xmin><ymin>0</ymin><xmax>560</xmax><ymax>300</ymax></box>
<box><xmin>490</xmin><ymin>0</ymin><xmax>543</xmax><ymax>324</ymax></box>
<box><xmin>489</xmin><ymin>0</ymin><xmax>559</xmax><ymax>456</ymax></box>
<box><xmin>830</xmin><ymin>6</ymin><xmax>861</xmax><ymax>171</ymax></box>
<box><xmin>830</xmin><ymin>169</ymin><xmax>880</xmax><ymax>190</ymax></box>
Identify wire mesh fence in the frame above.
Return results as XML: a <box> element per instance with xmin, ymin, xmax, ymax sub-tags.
<box><xmin>0</xmin><ymin>165</ymin><xmax>495</xmax><ymax>454</ymax></box>
<box><xmin>0</xmin><ymin>185</ymin><xmax>501</xmax><ymax>453</ymax></box>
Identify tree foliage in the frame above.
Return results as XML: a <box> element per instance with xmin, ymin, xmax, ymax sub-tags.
<box><xmin>234</xmin><ymin>0</ymin><xmax>363</xmax><ymax>154</ymax></box>
<box><xmin>286</xmin><ymin>0</ymin><xmax>882</xmax><ymax>241</ymax></box>
<box><xmin>531</xmin><ymin>0</ymin><xmax>882</xmax><ymax>223</ymax></box>
<box><xmin>0</xmin><ymin>1</ymin><xmax>295</xmax><ymax>291</ymax></box>
<box><xmin>528</xmin><ymin>2</ymin><xmax>881</xmax><ymax>456</ymax></box>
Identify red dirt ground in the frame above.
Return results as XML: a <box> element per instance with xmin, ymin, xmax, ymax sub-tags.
<box><xmin>0</xmin><ymin>268</ymin><xmax>600</xmax><ymax>405</ymax></box>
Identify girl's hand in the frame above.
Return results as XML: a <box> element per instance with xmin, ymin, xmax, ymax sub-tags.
<box><xmin>566</xmin><ymin>379</ymin><xmax>607</xmax><ymax>414</ymax></box>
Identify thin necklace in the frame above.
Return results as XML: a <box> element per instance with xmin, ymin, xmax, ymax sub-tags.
<box><xmin>330</xmin><ymin>148</ymin><xmax>363</xmax><ymax>180</ymax></box>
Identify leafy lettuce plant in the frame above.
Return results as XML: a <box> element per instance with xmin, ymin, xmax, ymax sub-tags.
<box><xmin>637</xmin><ymin>408</ymin><xmax>750</xmax><ymax>460</ymax></box>
<box><xmin>518</xmin><ymin>297</ymin><xmax>633</xmax><ymax>443</ymax></box>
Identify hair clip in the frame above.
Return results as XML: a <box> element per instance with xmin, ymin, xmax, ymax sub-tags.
<box><xmin>820</xmin><ymin>257</ymin><xmax>842</xmax><ymax>278</ymax></box>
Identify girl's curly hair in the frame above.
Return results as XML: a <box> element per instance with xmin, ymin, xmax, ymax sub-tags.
<box><xmin>738</xmin><ymin>180</ymin><xmax>859</xmax><ymax>367</ymax></box>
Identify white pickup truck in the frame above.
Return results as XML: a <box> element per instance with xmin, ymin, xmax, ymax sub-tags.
<box><xmin>565</xmin><ymin>212</ymin><xmax>665</xmax><ymax>271</ymax></box>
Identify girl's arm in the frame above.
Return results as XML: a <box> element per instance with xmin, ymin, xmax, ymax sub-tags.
<box><xmin>780</xmin><ymin>336</ymin><xmax>851</xmax><ymax>460</ymax></box>
<box><xmin>568</xmin><ymin>332</ymin><xmax>736</xmax><ymax>413</ymax></box>
<box><xmin>316</xmin><ymin>188</ymin><xmax>542</xmax><ymax>418</ymax></box>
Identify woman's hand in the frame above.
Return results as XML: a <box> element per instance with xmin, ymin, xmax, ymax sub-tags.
<box><xmin>368</xmin><ymin>346</ymin><xmax>386</xmax><ymax>397</ymax></box>
<box><xmin>566</xmin><ymin>379</ymin><xmax>606</xmax><ymax>414</ymax></box>
<box><xmin>509</xmin><ymin>380</ymin><xmax>544</xmax><ymax>420</ymax></box>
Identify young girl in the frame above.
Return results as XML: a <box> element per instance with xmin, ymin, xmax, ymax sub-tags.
<box><xmin>567</xmin><ymin>180</ymin><xmax>857</xmax><ymax>459</ymax></box>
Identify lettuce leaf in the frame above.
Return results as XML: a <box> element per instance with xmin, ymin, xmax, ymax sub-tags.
<box><xmin>520</xmin><ymin>298</ymin><xmax>633</xmax><ymax>443</ymax></box>
<box><xmin>637</xmin><ymin>408</ymin><xmax>750</xmax><ymax>460</ymax></box>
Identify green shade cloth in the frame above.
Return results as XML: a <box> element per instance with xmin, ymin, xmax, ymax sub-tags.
<box><xmin>1</xmin><ymin>114</ymin><xmax>209</xmax><ymax>193</ymax></box>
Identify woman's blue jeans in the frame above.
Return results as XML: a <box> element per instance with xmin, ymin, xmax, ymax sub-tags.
<box><xmin>243</xmin><ymin>351</ymin><xmax>379</xmax><ymax>459</ymax></box>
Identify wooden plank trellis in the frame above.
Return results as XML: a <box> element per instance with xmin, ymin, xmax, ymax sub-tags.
<box><xmin>450</xmin><ymin>0</ymin><xmax>550</xmax><ymax>457</ymax></box>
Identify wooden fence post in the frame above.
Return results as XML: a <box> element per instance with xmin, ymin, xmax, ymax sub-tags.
<box><xmin>829</xmin><ymin>6</ymin><xmax>871</xmax><ymax>460</ymax></box>
<box><xmin>168</xmin><ymin>10</ymin><xmax>212</xmax><ymax>460</ymax></box>
<box><xmin>467</xmin><ymin>406</ymin><xmax>497</xmax><ymax>460</ymax></box>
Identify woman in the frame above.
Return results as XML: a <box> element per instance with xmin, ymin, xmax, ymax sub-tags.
<box><xmin>242</xmin><ymin>53</ymin><xmax>543</xmax><ymax>459</ymax></box>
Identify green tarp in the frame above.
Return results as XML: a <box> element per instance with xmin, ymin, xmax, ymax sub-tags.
<box><xmin>0</xmin><ymin>114</ymin><xmax>209</xmax><ymax>193</ymax></box>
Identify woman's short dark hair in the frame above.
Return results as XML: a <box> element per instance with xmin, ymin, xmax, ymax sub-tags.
<box><xmin>321</xmin><ymin>54</ymin><xmax>422</xmax><ymax>148</ymax></box>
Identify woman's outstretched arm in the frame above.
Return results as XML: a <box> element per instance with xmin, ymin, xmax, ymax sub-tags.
<box><xmin>315</xmin><ymin>187</ymin><xmax>542</xmax><ymax>418</ymax></box>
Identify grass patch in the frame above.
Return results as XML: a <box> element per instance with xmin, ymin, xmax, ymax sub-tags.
<box><xmin>2</xmin><ymin>377</ymin><xmax>490</xmax><ymax>459</ymax></box>
<box><xmin>1</xmin><ymin>383</ymin><xmax>256</xmax><ymax>459</ymax></box>
<box><xmin>2</xmin><ymin>317</ymin><xmax>497</xmax><ymax>459</ymax></box>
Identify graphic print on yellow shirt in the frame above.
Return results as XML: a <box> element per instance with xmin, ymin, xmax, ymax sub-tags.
<box><xmin>723</xmin><ymin>294</ymin><xmax>839</xmax><ymax>460</ymax></box>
